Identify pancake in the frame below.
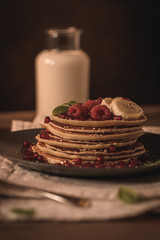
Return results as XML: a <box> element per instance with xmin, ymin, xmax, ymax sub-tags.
<box><xmin>51</xmin><ymin>115</ymin><xmax>147</xmax><ymax>127</ymax></box>
<box><xmin>32</xmin><ymin>145</ymin><xmax>145</xmax><ymax>164</ymax></box>
<box><xmin>36</xmin><ymin>142</ymin><xmax>145</xmax><ymax>160</ymax></box>
<box><xmin>42</xmin><ymin>122</ymin><xmax>144</xmax><ymax>141</ymax></box>
<box><xmin>32</xmin><ymin>145</ymin><xmax>132</xmax><ymax>166</ymax></box>
<box><xmin>35</xmin><ymin>134</ymin><xmax>138</xmax><ymax>149</ymax></box>
<box><xmin>49</xmin><ymin>121</ymin><xmax>142</xmax><ymax>134</ymax></box>
<box><xmin>29</xmin><ymin>97</ymin><xmax>147</xmax><ymax>168</ymax></box>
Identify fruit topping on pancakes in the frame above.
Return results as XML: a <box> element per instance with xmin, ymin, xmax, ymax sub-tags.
<box><xmin>68</xmin><ymin>104</ymin><xmax>88</xmax><ymax>119</ymax></box>
<box><xmin>90</xmin><ymin>105</ymin><xmax>112</xmax><ymax>120</ymax></box>
<box><xmin>110</xmin><ymin>97</ymin><xmax>144</xmax><ymax>120</ymax></box>
<box><xmin>23</xmin><ymin>97</ymin><xmax>147</xmax><ymax>169</ymax></box>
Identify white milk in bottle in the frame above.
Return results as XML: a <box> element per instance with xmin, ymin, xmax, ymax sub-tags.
<box><xmin>35</xmin><ymin>27</ymin><xmax>90</xmax><ymax>116</ymax></box>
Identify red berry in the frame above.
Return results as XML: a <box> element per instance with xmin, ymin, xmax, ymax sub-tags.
<box><xmin>96</xmin><ymin>156</ymin><xmax>104</xmax><ymax>162</ymax></box>
<box><xmin>128</xmin><ymin>159</ymin><xmax>138</xmax><ymax>168</ymax></box>
<box><xmin>60</xmin><ymin>113</ymin><xmax>67</xmax><ymax>119</ymax></box>
<box><xmin>72</xmin><ymin>158</ymin><xmax>82</xmax><ymax>164</ymax></box>
<box><xmin>37</xmin><ymin>155</ymin><xmax>45</xmax><ymax>162</ymax></box>
<box><xmin>96</xmin><ymin>97</ymin><xmax>103</xmax><ymax>104</ymax></box>
<box><xmin>40</xmin><ymin>133</ymin><xmax>50</xmax><ymax>139</ymax></box>
<box><xmin>44</xmin><ymin>116</ymin><xmax>51</xmax><ymax>123</ymax></box>
<box><xmin>95</xmin><ymin>164</ymin><xmax>104</xmax><ymax>168</ymax></box>
<box><xmin>68</xmin><ymin>104</ymin><xmax>88</xmax><ymax>119</ymax></box>
<box><xmin>82</xmin><ymin>100</ymin><xmax>98</xmax><ymax>111</ymax></box>
<box><xmin>83</xmin><ymin>163</ymin><xmax>94</xmax><ymax>168</ymax></box>
<box><xmin>123</xmin><ymin>97</ymin><xmax>130</xmax><ymax>101</ymax></box>
<box><xmin>64</xmin><ymin>161</ymin><xmax>72</xmax><ymax>167</ymax></box>
<box><xmin>109</xmin><ymin>145</ymin><xmax>116</xmax><ymax>152</ymax></box>
<box><xmin>44</xmin><ymin>130</ymin><xmax>50</xmax><ymax>134</ymax></box>
<box><xmin>116</xmin><ymin>160</ymin><xmax>126</xmax><ymax>168</ymax></box>
<box><xmin>113</xmin><ymin>115</ymin><xmax>123</xmax><ymax>120</ymax></box>
<box><xmin>108</xmin><ymin>162</ymin><xmax>116</xmax><ymax>168</ymax></box>
<box><xmin>33</xmin><ymin>152</ymin><xmax>39</xmax><ymax>159</ymax></box>
<box><xmin>23</xmin><ymin>141</ymin><xmax>31</xmax><ymax>149</ymax></box>
<box><xmin>90</xmin><ymin>105</ymin><xmax>112</xmax><ymax>120</ymax></box>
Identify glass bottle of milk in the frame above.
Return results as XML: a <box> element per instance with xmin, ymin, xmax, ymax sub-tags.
<box><xmin>35</xmin><ymin>27</ymin><xmax>90</xmax><ymax>116</ymax></box>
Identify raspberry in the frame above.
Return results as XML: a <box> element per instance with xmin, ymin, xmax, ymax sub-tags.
<box><xmin>44</xmin><ymin>116</ymin><xmax>51</xmax><ymax>123</ymax></box>
<box><xmin>82</xmin><ymin>100</ymin><xmax>98</xmax><ymax>111</ymax></box>
<box><xmin>90</xmin><ymin>105</ymin><xmax>112</xmax><ymax>120</ymax></box>
<box><xmin>68</xmin><ymin>104</ymin><xmax>88</xmax><ymax>119</ymax></box>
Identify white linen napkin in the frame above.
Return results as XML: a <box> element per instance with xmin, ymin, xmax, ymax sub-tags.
<box><xmin>0</xmin><ymin>120</ymin><xmax>160</xmax><ymax>221</ymax></box>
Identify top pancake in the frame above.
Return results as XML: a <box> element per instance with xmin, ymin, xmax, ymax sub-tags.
<box><xmin>51</xmin><ymin>115</ymin><xmax>147</xmax><ymax>127</ymax></box>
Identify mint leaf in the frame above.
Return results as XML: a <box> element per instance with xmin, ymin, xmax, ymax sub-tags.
<box><xmin>144</xmin><ymin>162</ymin><xmax>154</xmax><ymax>167</ymax></box>
<box><xmin>11</xmin><ymin>208</ymin><xmax>35</xmax><ymax>217</ymax></box>
<box><xmin>52</xmin><ymin>105</ymin><xmax>69</xmax><ymax>115</ymax></box>
<box><xmin>61</xmin><ymin>100</ymin><xmax>77</xmax><ymax>106</ymax></box>
<box><xmin>154</xmin><ymin>160</ymin><xmax>160</xmax><ymax>166</ymax></box>
<box><xmin>52</xmin><ymin>100</ymin><xmax>77</xmax><ymax>115</ymax></box>
<box><xmin>117</xmin><ymin>187</ymin><xmax>140</xmax><ymax>204</ymax></box>
<box><xmin>67</xmin><ymin>100</ymin><xmax>77</xmax><ymax>106</ymax></box>
<box><xmin>144</xmin><ymin>160</ymin><xmax>160</xmax><ymax>167</ymax></box>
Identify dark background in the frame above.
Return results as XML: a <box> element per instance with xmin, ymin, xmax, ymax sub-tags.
<box><xmin>0</xmin><ymin>0</ymin><xmax>159</xmax><ymax>112</ymax></box>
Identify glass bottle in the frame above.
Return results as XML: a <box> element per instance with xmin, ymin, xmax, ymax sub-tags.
<box><xmin>35</xmin><ymin>27</ymin><xmax>90</xmax><ymax>116</ymax></box>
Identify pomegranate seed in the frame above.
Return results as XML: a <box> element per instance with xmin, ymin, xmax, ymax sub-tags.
<box><xmin>108</xmin><ymin>162</ymin><xmax>116</xmax><ymax>168</ymax></box>
<box><xmin>40</xmin><ymin>133</ymin><xmax>50</xmax><ymax>139</ymax></box>
<box><xmin>109</xmin><ymin>145</ymin><xmax>116</xmax><ymax>152</ymax></box>
<box><xmin>25</xmin><ymin>148</ymin><xmax>33</xmax><ymax>153</ymax></box>
<box><xmin>117</xmin><ymin>161</ymin><xmax>126</xmax><ymax>168</ymax></box>
<box><xmin>33</xmin><ymin>152</ymin><xmax>39</xmax><ymax>160</ymax></box>
<box><xmin>96</xmin><ymin>97</ymin><xmax>103</xmax><ymax>104</ymax></box>
<box><xmin>96</xmin><ymin>156</ymin><xmax>104</xmax><ymax>162</ymax></box>
<box><xmin>61</xmin><ymin>114</ymin><xmax>66</xmax><ymax>119</ymax></box>
<box><xmin>72</xmin><ymin>158</ymin><xmax>82</xmax><ymax>164</ymax></box>
<box><xmin>44</xmin><ymin>116</ymin><xmax>51</xmax><ymax>123</ymax></box>
<box><xmin>64</xmin><ymin>161</ymin><xmax>72</xmax><ymax>167</ymax></box>
<box><xmin>74</xmin><ymin>164</ymin><xmax>82</xmax><ymax>168</ymax></box>
<box><xmin>95</xmin><ymin>156</ymin><xmax>104</xmax><ymax>166</ymax></box>
<box><xmin>25</xmin><ymin>154</ymin><xmax>34</xmax><ymax>161</ymax></box>
<box><xmin>23</xmin><ymin>141</ymin><xmax>31</xmax><ymax>149</ymax></box>
<box><xmin>60</xmin><ymin>160</ymin><xmax>72</xmax><ymax>167</ymax></box>
<box><xmin>128</xmin><ymin>159</ymin><xmax>138</xmax><ymax>168</ymax></box>
<box><xmin>55</xmin><ymin>163</ymin><xmax>62</xmax><ymax>166</ymax></box>
<box><xmin>37</xmin><ymin>155</ymin><xmax>45</xmax><ymax>162</ymax></box>
<box><xmin>83</xmin><ymin>163</ymin><xmax>94</xmax><ymax>168</ymax></box>
<box><xmin>44</xmin><ymin>130</ymin><xmax>50</xmax><ymax>134</ymax></box>
<box><xmin>113</xmin><ymin>116</ymin><xmax>123</xmax><ymax>120</ymax></box>
<box><xmin>95</xmin><ymin>164</ymin><xmax>104</xmax><ymax>168</ymax></box>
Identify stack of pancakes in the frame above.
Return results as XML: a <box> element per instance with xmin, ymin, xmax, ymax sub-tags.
<box><xmin>32</xmin><ymin>108</ymin><xmax>147</xmax><ymax>167</ymax></box>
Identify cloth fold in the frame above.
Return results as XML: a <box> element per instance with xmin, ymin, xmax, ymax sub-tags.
<box><xmin>0</xmin><ymin>119</ymin><xmax>160</xmax><ymax>221</ymax></box>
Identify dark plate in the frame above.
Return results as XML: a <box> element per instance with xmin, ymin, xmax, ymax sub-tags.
<box><xmin>0</xmin><ymin>129</ymin><xmax>160</xmax><ymax>178</ymax></box>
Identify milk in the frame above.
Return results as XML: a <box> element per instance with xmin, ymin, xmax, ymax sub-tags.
<box><xmin>35</xmin><ymin>27</ymin><xmax>90</xmax><ymax>116</ymax></box>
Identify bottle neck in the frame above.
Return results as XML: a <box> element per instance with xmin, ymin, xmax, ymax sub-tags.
<box><xmin>45</xmin><ymin>27</ymin><xmax>81</xmax><ymax>50</ymax></box>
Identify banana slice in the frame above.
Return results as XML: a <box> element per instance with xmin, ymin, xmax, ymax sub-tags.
<box><xmin>110</xmin><ymin>97</ymin><xmax>144</xmax><ymax>120</ymax></box>
<box><xmin>101</xmin><ymin>97</ymin><xmax>113</xmax><ymax>111</ymax></box>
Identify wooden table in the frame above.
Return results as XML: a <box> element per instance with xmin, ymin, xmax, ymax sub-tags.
<box><xmin>0</xmin><ymin>106</ymin><xmax>160</xmax><ymax>240</ymax></box>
